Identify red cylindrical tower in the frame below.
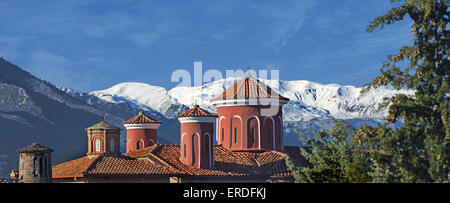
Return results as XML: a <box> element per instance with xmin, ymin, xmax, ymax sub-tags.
<box><xmin>177</xmin><ymin>105</ymin><xmax>217</xmax><ymax>169</ymax></box>
<box><xmin>211</xmin><ymin>73</ymin><xmax>289</xmax><ymax>152</ymax></box>
<box><xmin>123</xmin><ymin>111</ymin><xmax>162</xmax><ymax>152</ymax></box>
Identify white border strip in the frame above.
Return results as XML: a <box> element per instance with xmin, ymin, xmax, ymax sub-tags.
<box><xmin>123</xmin><ymin>123</ymin><xmax>161</xmax><ymax>129</ymax></box>
<box><xmin>178</xmin><ymin>117</ymin><xmax>217</xmax><ymax>123</ymax></box>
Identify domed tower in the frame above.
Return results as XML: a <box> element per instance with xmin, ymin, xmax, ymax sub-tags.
<box><xmin>210</xmin><ymin>73</ymin><xmax>289</xmax><ymax>152</ymax></box>
<box><xmin>123</xmin><ymin>111</ymin><xmax>162</xmax><ymax>152</ymax></box>
<box><xmin>177</xmin><ymin>105</ymin><xmax>217</xmax><ymax>169</ymax></box>
<box><xmin>86</xmin><ymin>115</ymin><xmax>121</xmax><ymax>156</ymax></box>
<box><xmin>17</xmin><ymin>143</ymin><xmax>53</xmax><ymax>183</ymax></box>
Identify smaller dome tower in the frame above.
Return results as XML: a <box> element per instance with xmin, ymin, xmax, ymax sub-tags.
<box><xmin>123</xmin><ymin>111</ymin><xmax>162</xmax><ymax>152</ymax></box>
<box><xmin>177</xmin><ymin>105</ymin><xmax>217</xmax><ymax>169</ymax></box>
<box><xmin>86</xmin><ymin>115</ymin><xmax>121</xmax><ymax>156</ymax></box>
<box><xmin>17</xmin><ymin>143</ymin><xmax>53</xmax><ymax>183</ymax></box>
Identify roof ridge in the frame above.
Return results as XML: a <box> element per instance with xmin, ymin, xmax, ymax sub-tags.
<box><xmin>210</xmin><ymin>75</ymin><xmax>289</xmax><ymax>102</ymax></box>
<box><xmin>146</xmin><ymin>145</ymin><xmax>187</xmax><ymax>174</ymax></box>
<box><xmin>176</xmin><ymin>104</ymin><xmax>217</xmax><ymax>118</ymax></box>
<box><xmin>83</xmin><ymin>155</ymin><xmax>103</xmax><ymax>175</ymax></box>
<box><xmin>247</xmin><ymin>153</ymin><xmax>261</xmax><ymax>167</ymax></box>
<box><xmin>123</xmin><ymin>113</ymin><xmax>162</xmax><ymax>124</ymax></box>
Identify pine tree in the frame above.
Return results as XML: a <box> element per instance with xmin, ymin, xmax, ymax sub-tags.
<box><xmin>361</xmin><ymin>0</ymin><xmax>449</xmax><ymax>182</ymax></box>
<box><xmin>288</xmin><ymin>120</ymin><xmax>372</xmax><ymax>183</ymax></box>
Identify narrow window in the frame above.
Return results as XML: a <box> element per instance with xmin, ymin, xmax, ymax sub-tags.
<box><xmin>184</xmin><ymin>144</ymin><xmax>187</xmax><ymax>158</ymax></box>
<box><xmin>251</xmin><ymin>127</ymin><xmax>255</xmax><ymax>145</ymax></box>
<box><xmin>95</xmin><ymin>139</ymin><xmax>101</xmax><ymax>152</ymax></box>
<box><xmin>33</xmin><ymin>157</ymin><xmax>37</xmax><ymax>176</ymax></box>
<box><xmin>234</xmin><ymin>127</ymin><xmax>238</xmax><ymax>144</ymax></box>
<box><xmin>221</xmin><ymin>128</ymin><xmax>224</xmax><ymax>142</ymax></box>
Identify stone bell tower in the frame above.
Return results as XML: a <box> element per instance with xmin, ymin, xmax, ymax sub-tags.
<box><xmin>86</xmin><ymin>115</ymin><xmax>121</xmax><ymax>156</ymax></box>
<box><xmin>17</xmin><ymin>143</ymin><xmax>53</xmax><ymax>183</ymax></box>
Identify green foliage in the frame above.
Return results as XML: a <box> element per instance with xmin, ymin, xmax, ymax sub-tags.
<box><xmin>360</xmin><ymin>0</ymin><xmax>449</xmax><ymax>183</ymax></box>
<box><xmin>287</xmin><ymin>0</ymin><xmax>449</xmax><ymax>182</ymax></box>
<box><xmin>289</xmin><ymin>120</ymin><xmax>372</xmax><ymax>183</ymax></box>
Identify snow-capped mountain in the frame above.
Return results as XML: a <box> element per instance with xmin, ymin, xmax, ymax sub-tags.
<box><xmin>88</xmin><ymin>78</ymin><xmax>414</xmax><ymax>122</ymax></box>
<box><xmin>89</xmin><ymin>82</ymin><xmax>189</xmax><ymax>119</ymax></box>
<box><xmin>61</xmin><ymin>77</ymin><xmax>414</xmax><ymax>151</ymax></box>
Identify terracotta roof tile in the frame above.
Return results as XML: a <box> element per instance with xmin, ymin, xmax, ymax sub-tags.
<box><xmin>210</xmin><ymin>74</ymin><xmax>289</xmax><ymax>102</ymax></box>
<box><xmin>140</xmin><ymin>145</ymin><xmax>302</xmax><ymax>177</ymax></box>
<box><xmin>124</xmin><ymin>145</ymin><xmax>156</xmax><ymax>158</ymax></box>
<box><xmin>87</xmin><ymin>121</ymin><xmax>121</xmax><ymax>130</ymax></box>
<box><xmin>176</xmin><ymin>105</ymin><xmax>217</xmax><ymax>118</ymax></box>
<box><xmin>123</xmin><ymin>111</ymin><xmax>162</xmax><ymax>124</ymax></box>
<box><xmin>53</xmin><ymin>145</ymin><xmax>308</xmax><ymax>179</ymax></box>
<box><xmin>84</xmin><ymin>154</ymin><xmax>178</xmax><ymax>176</ymax></box>
<box><xmin>53</xmin><ymin>153</ymin><xmax>180</xmax><ymax>178</ymax></box>
<box><xmin>52</xmin><ymin>156</ymin><xmax>99</xmax><ymax>178</ymax></box>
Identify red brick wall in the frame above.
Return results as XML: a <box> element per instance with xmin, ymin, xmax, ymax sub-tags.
<box><xmin>216</xmin><ymin>105</ymin><xmax>283</xmax><ymax>152</ymax></box>
<box><xmin>87</xmin><ymin>129</ymin><xmax>120</xmax><ymax>155</ymax></box>
<box><xmin>126</xmin><ymin>128</ymin><xmax>158</xmax><ymax>152</ymax></box>
<box><xmin>180</xmin><ymin>122</ymin><xmax>214</xmax><ymax>169</ymax></box>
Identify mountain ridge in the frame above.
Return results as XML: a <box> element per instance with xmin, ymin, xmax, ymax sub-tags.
<box><xmin>84</xmin><ymin>78</ymin><xmax>414</xmax><ymax>121</ymax></box>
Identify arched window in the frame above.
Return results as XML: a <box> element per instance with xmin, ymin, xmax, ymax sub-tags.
<box><xmin>192</xmin><ymin>134</ymin><xmax>197</xmax><ymax>165</ymax></box>
<box><xmin>204</xmin><ymin>133</ymin><xmax>212</xmax><ymax>168</ymax></box>
<box><xmin>95</xmin><ymin>139</ymin><xmax>101</xmax><ymax>152</ymax></box>
<box><xmin>230</xmin><ymin>116</ymin><xmax>242</xmax><ymax>147</ymax></box>
<box><xmin>136</xmin><ymin>140</ymin><xmax>144</xmax><ymax>150</ymax></box>
<box><xmin>264</xmin><ymin>117</ymin><xmax>275</xmax><ymax>149</ymax></box>
<box><xmin>247</xmin><ymin>116</ymin><xmax>260</xmax><ymax>148</ymax></box>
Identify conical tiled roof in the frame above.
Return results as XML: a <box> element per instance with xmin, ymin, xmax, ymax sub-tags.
<box><xmin>210</xmin><ymin>74</ymin><xmax>289</xmax><ymax>102</ymax></box>
<box><xmin>123</xmin><ymin>111</ymin><xmax>162</xmax><ymax>124</ymax></box>
<box><xmin>87</xmin><ymin>121</ymin><xmax>121</xmax><ymax>130</ymax></box>
<box><xmin>176</xmin><ymin>105</ymin><xmax>217</xmax><ymax>118</ymax></box>
<box><xmin>87</xmin><ymin>116</ymin><xmax>121</xmax><ymax>130</ymax></box>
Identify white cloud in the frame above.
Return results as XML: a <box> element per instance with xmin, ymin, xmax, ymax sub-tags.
<box><xmin>128</xmin><ymin>22</ymin><xmax>171</xmax><ymax>45</ymax></box>
<box><xmin>250</xmin><ymin>0</ymin><xmax>316</xmax><ymax>52</ymax></box>
<box><xmin>210</xmin><ymin>24</ymin><xmax>243</xmax><ymax>41</ymax></box>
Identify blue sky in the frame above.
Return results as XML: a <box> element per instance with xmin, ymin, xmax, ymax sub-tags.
<box><xmin>0</xmin><ymin>0</ymin><xmax>413</xmax><ymax>92</ymax></box>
